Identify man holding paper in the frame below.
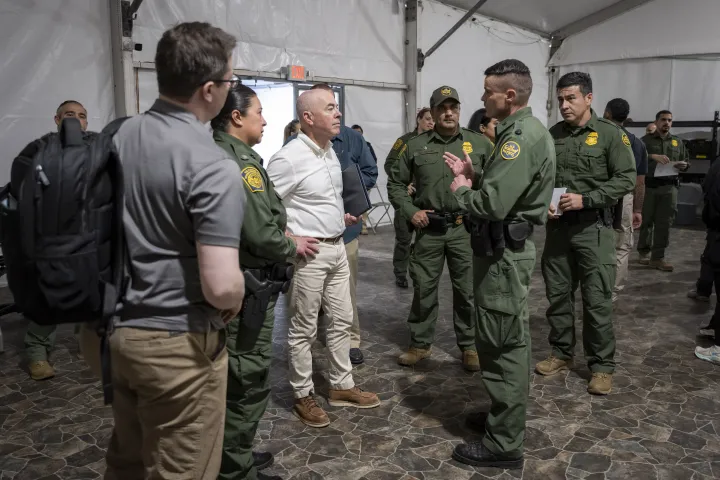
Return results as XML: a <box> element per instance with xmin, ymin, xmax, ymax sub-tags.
<box><xmin>536</xmin><ymin>72</ymin><xmax>636</xmax><ymax>396</ymax></box>
<box><xmin>637</xmin><ymin>110</ymin><xmax>690</xmax><ymax>271</ymax></box>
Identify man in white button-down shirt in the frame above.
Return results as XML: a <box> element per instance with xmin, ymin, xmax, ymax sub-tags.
<box><xmin>266</xmin><ymin>88</ymin><xmax>381</xmax><ymax>428</ymax></box>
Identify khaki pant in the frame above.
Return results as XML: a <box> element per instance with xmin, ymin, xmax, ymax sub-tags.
<box><xmin>288</xmin><ymin>239</ymin><xmax>355</xmax><ymax>398</ymax></box>
<box><xmin>614</xmin><ymin>193</ymin><xmax>634</xmax><ymax>296</ymax></box>
<box><xmin>105</xmin><ymin>327</ymin><xmax>228</xmax><ymax>480</ymax></box>
<box><xmin>345</xmin><ymin>238</ymin><xmax>361</xmax><ymax>348</ymax></box>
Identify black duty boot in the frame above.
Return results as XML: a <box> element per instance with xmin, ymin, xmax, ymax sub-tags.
<box><xmin>395</xmin><ymin>276</ymin><xmax>408</xmax><ymax>288</ymax></box>
<box><xmin>258</xmin><ymin>473</ymin><xmax>283</xmax><ymax>480</ymax></box>
<box><xmin>253</xmin><ymin>451</ymin><xmax>274</xmax><ymax>470</ymax></box>
<box><xmin>349</xmin><ymin>348</ymin><xmax>365</xmax><ymax>365</ymax></box>
<box><xmin>452</xmin><ymin>441</ymin><xmax>523</xmax><ymax>469</ymax></box>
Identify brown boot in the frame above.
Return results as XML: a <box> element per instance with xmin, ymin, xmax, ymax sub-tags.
<box><xmin>328</xmin><ymin>386</ymin><xmax>381</xmax><ymax>409</ymax></box>
<box><xmin>588</xmin><ymin>373</ymin><xmax>613</xmax><ymax>395</ymax></box>
<box><xmin>462</xmin><ymin>350</ymin><xmax>481</xmax><ymax>372</ymax></box>
<box><xmin>649</xmin><ymin>259</ymin><xmax>674</xmax><ymax>272</ymax></box>
<box><xmin>535</xmin><ymin>355</ymin><xmax>573</xmax><ymax>376</ymax></box>
<box><xmin>293</xmin><ymin>395</ymin><xmax>330</xmax><ymax>428</ymax></box>
<box><xmin>398</xmin><ymin>347</ymin><xmax>431</xmax><ymax>366</ymax></box>
<box><xmin>29</xmin><ymin>360</ymin><xmax>55</xmax><ymax>381</ymax></box>
<box><xmin>638</xmin><ymin>252</ymin><xmax>650</xmax><ymax>265</ymax></box>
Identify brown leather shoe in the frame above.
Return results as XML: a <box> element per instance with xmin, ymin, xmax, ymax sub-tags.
<box><xmin>328</xmin><ymin>386</ymin><xmax>381</xmax><ymax>409</ymax></box>
<box><xmin>649</xmin><ymin>259</ymin><xmax>674</xmax><ymax>272</ymax></box>
<box><xmin>588</xmin><ymin>373</ymin><xmax>613</xmax><ymax>395</ymax></box>
<box><xmin>398</xmin><ymin>347</ymin><xmax>431</xmax><ymax>366</ymax></box>
<box><xmin>29</xmin><ymin>360</ymin><xmax>55</xmax><ymax>381</ymax></box>
<box><xmin>293</xmin><ymin>395</ymin><xmax>330</xmax><ymax>428</ymax></box>
<box><xmin>462</xmin><ymin>350</ymin><xmax>481</xmax><ymax>372</ymax></box>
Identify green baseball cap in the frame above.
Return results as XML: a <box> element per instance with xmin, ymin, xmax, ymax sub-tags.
<box><xmin>430</xmin><ymin>85</ymin><xmax>460</xmax><ymax>108</ymax></box>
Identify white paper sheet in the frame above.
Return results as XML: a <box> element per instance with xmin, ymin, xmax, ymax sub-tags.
<box><xmin>654</xmin><ymin>162</ymin><xmax>680</xmax><ymax>177</ymax></box>
<box><xmin>551</xmin><ymin>187</ymin><xmax>567</xmax><ymax>216</ymax></box>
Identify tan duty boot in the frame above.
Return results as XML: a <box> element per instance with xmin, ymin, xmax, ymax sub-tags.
<box><xmin>649</xmin><ymin>259</ymin><xmax>674</xmax><ymax>272</ymax></box>
<box><xmin>462</xmin><ymin>350</ymin><xmax>481</xmax><ymax>372</ymax></box>
<box><xmin>294</xmin><ymin>395</ymin><xmax>330</xmax><ymax>428</ymax></box>
<box><xmin>535</xmin><ymin>355</ymin><xmax>573</xmax><ymax>376</ymax></box>
<box><xmin>29</xmin><ymin>360</ymin><xmax>55</xmax><ymax>381</ymax></box>
<box><xmin>328</xmin><ymin>386</ymin><xmax>381</xmax><ymax>409</ymax></box>
<box><xmin>588</xmin><ymin>373</ymin><xmax>613</xmax><ymax>395</ymax></box>
<box><xmin>638</xmin><ymin>253</ymin><xmax>650</xmax><ymax>265</ymax></box>
<box><xmin>398</xmin><ymin>347</ymin><xmax>432</xmax><ymax>366</ymax></box>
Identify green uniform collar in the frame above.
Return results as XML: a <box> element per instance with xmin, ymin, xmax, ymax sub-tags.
<box><xmin>562</xmin><ymin>109</ymin><xmax>600</xmax><ymax>135</ymax></box>
<box><xmin>213</xmin><ymin>130</ymin><xmax>263</xmax><ymax>165</ymax></box>
<box><xmin>427</xmin><ymin>127</ymin><xmax>464</xmax><ymax>144</ymax></box>
<box><xmin>496</xmin><ymin>107</ymin><xmax>533</xmax><ymax>137</ymax></box>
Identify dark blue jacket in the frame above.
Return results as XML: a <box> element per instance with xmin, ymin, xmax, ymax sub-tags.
<box><xmin>285</xmin><ymin>125</ymin><xmax>378</xmax><ymax>243</ymax></box>
<box><xmin>622</xmin><ymin>127</ymin><xmax>648</xmax><ymax>175</ymax></box>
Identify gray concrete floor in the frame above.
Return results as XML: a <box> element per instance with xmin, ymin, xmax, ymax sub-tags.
<box><xmin>1</xmin><ymin>224</ymin><xmax>719</xmax><ymax>479</ymax></box>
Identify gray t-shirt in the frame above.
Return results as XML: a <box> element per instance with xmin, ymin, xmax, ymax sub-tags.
<box><xmin>114</xmin><ymin>99</ymin><xmax>245</xmax><ymax>332</ymax></box>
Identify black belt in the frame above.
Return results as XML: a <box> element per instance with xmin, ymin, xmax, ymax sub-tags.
<box><xmin>646</xmin><ymin>176</ymin><xmax>679</xmax><ymax>188</ymax></box>
<box><xmin>558</xmin><ymin>209</ymin><xmax>601</xmax><ymax>225</ymax></box>
<box><xmin>316</xmin><ymin>235</ymin><xmax>343</xmax><ymax>243</ymax></box>
<box><xmin>430</xmin><ymin>211</ymin><xmax>464</xmax><ymax>226</ymax></box>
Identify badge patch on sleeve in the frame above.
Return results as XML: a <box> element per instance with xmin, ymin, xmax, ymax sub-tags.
<box><xmin>500</xmin><ymin>141</ymin><xmax>521</xmax><ymax>160</ymax></box>
<box><xmin>622</xmin><ymin>133</ymin><xmax>631</xmax><ymax>147</ymax></box>
<box><xmin>462</xmin><ymin>142</ymin><xmax>473</xmax><ymax>154</ymax></box>
<box><xmin>671</xmin><ymin>139</ymin><xmax>678</xmax><ymax>147</ymax></box>
<box><xmin>241</xmin><ymin>166</ymin><xmax>264</xmax><ymax>193</ymax></box>
<box><xmin>392</xmin><ymin>138</ymin><xmax>403</xmax><ymax>151</ymax></box>
<box><xmin>585</xmin><ymin>132</ymin><xmax>598</xmax><ymax>146</ymax></box>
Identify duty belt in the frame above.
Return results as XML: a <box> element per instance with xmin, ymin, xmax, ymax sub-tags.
<box><xmin>646</xmin><ymin>176</ymin><xmax>679</xmax><ymax>188</ymax></box>
<box><xmin>558</xmin><ymin>209</ymin><xmax>601</xmax><ymax>225</ymax></box>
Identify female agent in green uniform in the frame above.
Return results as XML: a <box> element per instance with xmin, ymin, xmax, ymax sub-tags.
<box><xmin>212</xmin><ymin>85</ymin><xmax>318</xmax><ymax>480</ymax></box>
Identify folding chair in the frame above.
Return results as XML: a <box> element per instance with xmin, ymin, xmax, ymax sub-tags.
<box><xmin>0</xmin><ymin>256</ymin><xmax>19</xmax><ymax>353</ymax></box>
<box><xmin>366</xmin><ymin>187</ymin><xmax>393</xmax><ymax>234</ymax></box>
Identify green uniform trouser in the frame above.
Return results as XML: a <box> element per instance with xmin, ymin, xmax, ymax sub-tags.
<box><xmin>24</xmin><ymin>321</ymin><xmax>57</xmax><ymax>362</ymax></box>
<box><xmin>637</xmin><ymin>184</ymin><xmax>678</xmax><ymax>260</ymax></box>
<box><xmin>542</xmin><ymin>218</ymin><xmax>616</xmax><ymax>373</ymax></box>
<box><xmin>407</xmin><ymin>223</ymin><xmax>475</xmax><ymax>351</ymax></box>
<box><xmin>393</xmin><ymin>212</ymin><xmax>414</xmax><ymax>279</ymax></box>
<box><xmin>474</xmin><ymin>240</ymin><xmax>535</xmax><ymax>456</ymax></box>
<box><xmin>219</xmin><ymin>298</ymin><xmax>276</xmax><ymax>480</ymax></box>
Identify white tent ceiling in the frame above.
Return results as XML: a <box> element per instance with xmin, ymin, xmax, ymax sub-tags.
<box><xmin>440</xmin><ymin>0</ymin><xmax>623</xmax><ymax>35</ymax></box>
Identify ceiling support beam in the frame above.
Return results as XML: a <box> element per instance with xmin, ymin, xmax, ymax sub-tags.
<box><xmin>404</xmin><ymin>0</ymin><xmax>420</xmax><ymax>131</ymax></box>
<box><xmin>418</xmin><ymin>0</ymin><xmax>487</xmax><ymax>71</ymax></box>
<box><xmin>550</xmin><ymin>0</ymin><xmax>655</xmax><ymax>39</ymax></box>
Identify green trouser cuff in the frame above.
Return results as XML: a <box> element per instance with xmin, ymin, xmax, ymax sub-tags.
<box><xmin>590</xmin><ymin>366</ymin><xmax>615</xmax><ymax>374</ymax></box>
<box><xmin>550</xmin><ymin>347</ymin><xmax>574</xmax><ymax>362</ymax></box>
<box><xmin>481</xmin><ymin>436</ymin><xmax>524</xmax><ymax>458</ymax></box>
<box><xmin>409</xmin><ymin>343</ymin><xmax>432</xmax><ymax>350</ymax></box>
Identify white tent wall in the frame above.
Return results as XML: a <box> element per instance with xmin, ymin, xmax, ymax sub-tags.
<box><xmin>0</xmin><ymin>0</ymin><xmax>115</xmax><ymax>185</ymax></box>
<box><xmin>418</xmin><ymin>1</ymin><xmax>551</xmax><ymax>127</ymax></box>
<box><xmin>551</xmin><ymin>57</ymin><xmax>720</xmax><ymax>131</ymax></box>
<box><xmin>132</xmin><ymin>0</ymin><xmax>405</xmax><ymax>84</ymax></box>
<box><xmin>550</xmin><ymin>0</ymin><xmax>720</xmax><ymax>67</ymax></box>
<box><xmin>344</xmin><ymin>86</ymin><xmax>405</xmax><ymax>226</ymax></box>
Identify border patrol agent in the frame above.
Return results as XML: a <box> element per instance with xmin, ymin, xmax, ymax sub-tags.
<box><xmin>536</xmin><ymin>72</ymin><xmax>636</xmax><ymax>396</ymax></box>
<box><xmin>212</xmin><ymin>85</ymin><xmax>309</xmax><ymax>480</ymax></box>
<box><xmin>637</xmin><ymin>109</ymin><xmax>690</xmax><ymax>272</ymax></box>
<box><xmin>446</xmin><ymin>59</ymin><xmax>555</xmax><ymax>469</ymax></box>
<box><xmin>386</xmin><ymin>86</ymin><xmax>493</xmax><ymax>371</ymax></box>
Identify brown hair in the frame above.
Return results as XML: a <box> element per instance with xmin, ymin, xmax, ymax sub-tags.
<box><xmin>155</xmin><ymin>22</ymin><xmax>236</xmax><ymax>101</ymax></box>
<box><xmin>416</xmin><ymin>107</ymin><xmax>431</xmax><ymax>129</ymax></box>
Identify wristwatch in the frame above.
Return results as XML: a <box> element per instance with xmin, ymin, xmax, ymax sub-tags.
<box><xmin>581</xmin><ymin>194</ymin><xmax>590</xmax><ymax>209</ymax></box>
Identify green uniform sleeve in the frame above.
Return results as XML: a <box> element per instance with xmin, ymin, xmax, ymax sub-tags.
<box><xmin>240</xmin><ymin>166</ymin><xmax>296</xmax><ymax>261</ymax></box>
<box><xmin>387</xmin><ymin>141</ymin><xmax>420</xmax><ymax>220</ymax></box>
<box><xmin>454</xmin><ymin>137</ymin><xmax>537</xmax><ymax>221</ymax></box>
<box><xmin>584</xmin><ymin>130</ymin><xmax>636</xmax><ymax>209</ymax></box>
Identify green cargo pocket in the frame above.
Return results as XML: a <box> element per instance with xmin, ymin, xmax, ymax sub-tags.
<box><xmin>475</xmin><ymin>307</ymin><xmax>527</xmax><ymax>350</ymax></box>
<box><xmin>475</xmin><ymin>256</ymin><xmax>533</xmax><ymax>316</ymax></box>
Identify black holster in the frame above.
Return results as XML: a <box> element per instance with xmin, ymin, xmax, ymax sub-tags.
<box><xmin>466</xmin><ymin>216</ymin><xmax>533</xmax><ymax>257</ymax></box>
<box><xmin>426</xmin><ymin>212</ymin><xmax>449</xmax><ymax>232</ymax></box>
<box><xmin>241</xmin><ymin>263</ymin><xmax>294</xmax><ymax>329</ymax></box>
<box><xmin>612</xmin><ymin>198</ymin><xmax>623</xmax><ymax>230</ymax></box>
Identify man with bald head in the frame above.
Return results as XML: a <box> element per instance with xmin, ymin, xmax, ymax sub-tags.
<box><xmin>266</xmin><ymin>88</ymin><xmax>381</xmax><ymax>429</ymax></box>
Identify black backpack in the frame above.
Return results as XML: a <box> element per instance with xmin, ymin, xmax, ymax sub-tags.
<box><xmin>0</xmin><ymin>117</ymin><xmax>127</xmax><ymax>328</ymax></box>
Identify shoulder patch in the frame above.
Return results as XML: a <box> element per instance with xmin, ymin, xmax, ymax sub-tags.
<box><xmin>241</xmin><ymin>166</ymin><xmax>264</xmax><ymax>193</ymax></box>
<box><xmin>399</xmin><ymin>144</ymin><xmax>407</xmax><ymax>156</ymax></box>
<box><xmin>462</xmin><ymin>141</ymin><xmax>473</xmax><ymax>154</ymax></box>
<box><xmin>500</xmin><ymin>141</ymin><xmax>521</xmax><ymax>160</ymax></box>
<box><xmin>622</xmin><ymin>133</ymin><xmax>631</xmax><ymax>147</ymax></box>
<box><xmin>671</xmin><ymin>139</ymin><xmax>679</xmax><ymax>147</ymax></box>
<box><xmin>392</xmin><ymin>138</ymin><xmax>403</xmax><ymax>151</ymax></box>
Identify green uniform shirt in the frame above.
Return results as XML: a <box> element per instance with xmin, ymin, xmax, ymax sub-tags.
<box><xmin>549</xmin><ymin>110</ymin><xmax>636</xmax><ymax>209</ymax></box>
<box><xmin>213</xmin><ymin>131</ymin><xmax>295</xmax><ymax>268</ymax></box>
<box><xmin>454</xmin><ymin>107</ymin><xmax>555</xmax><ymax>224</ymax></box>
<box><xmin>384</xmin><ymin>129</ymin><xmax>418</xmax><ymax>178</ymax></box>
<box><xmin>642</xmin><ymin>132</ymin><xmax>689</xmax><ymax>178</ymax></box>
<box><xmin>387</xmin><ymin>127</ymin><xmax>494</xmax><ymax>219</ymax></box>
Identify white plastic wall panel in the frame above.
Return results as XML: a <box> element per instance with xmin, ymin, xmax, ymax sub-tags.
<box><xmin>0</xmin><ymin>0</ymin><xmax>115</xmax><ymax>185</ymax></box>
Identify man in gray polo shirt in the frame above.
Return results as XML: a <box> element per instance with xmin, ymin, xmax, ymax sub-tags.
<box><xmin>104</xmin><ymin>22</ymin><xmax>247</xmax><ymax>480</ymax></box>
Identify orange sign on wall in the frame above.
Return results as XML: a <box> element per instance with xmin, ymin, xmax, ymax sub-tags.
<box><xmin>289</xmin><ymin>65</ymin><xmax>305</xmax><ymax>80</ymax></box>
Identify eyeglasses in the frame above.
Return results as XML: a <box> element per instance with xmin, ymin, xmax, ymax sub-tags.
<box><xmin>204</xmin><ymin>74</ymin><xmax>239</xmax><ymax>88</ymax></box>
